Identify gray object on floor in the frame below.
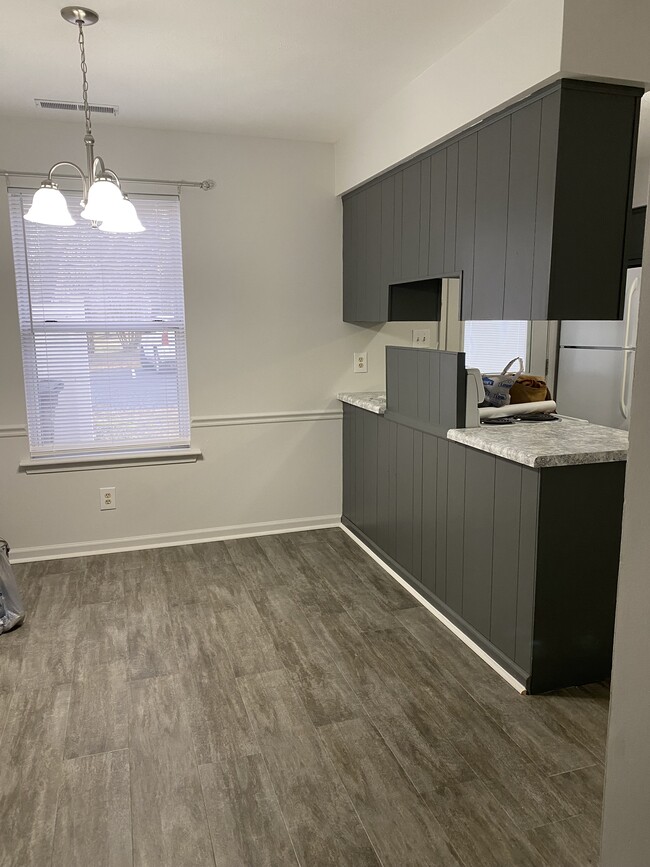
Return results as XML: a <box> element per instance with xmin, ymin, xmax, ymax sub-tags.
<box><xmin>0</xmin><ymin>539</ymin><xmax>25</xmax><ymax>634</ymax></box>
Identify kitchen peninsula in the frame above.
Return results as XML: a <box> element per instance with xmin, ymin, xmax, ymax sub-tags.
<box><xmin>338</xmin><ymin>348</ymin><xmax>627</xmax><ymax>694</ymax></box>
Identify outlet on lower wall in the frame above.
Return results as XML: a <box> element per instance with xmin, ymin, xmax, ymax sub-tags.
<box><xmin>412</xmin><ymin>328</ymin><xmax>431</xmax><ymax>348</ymax></box>
<box><xmin>100</xmin><ymin>487</ymin><xmax>116</xmax><ymax>510</ymax></box>
<box><xmin>354</xmin><ymin>352</ymin><xmax>368</xmax><ymax>373</ymax></box>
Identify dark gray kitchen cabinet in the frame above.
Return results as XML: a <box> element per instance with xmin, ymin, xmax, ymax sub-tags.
<box><xmin>342</xmin><ymin>78</ymin><xmax>641</xmax><ymax>323</ymax></box>
<box><xmin>428</xmin><ymin>150</ymin><xmax>447</xmax><ymax>277</ymax></box>
<box><xmin>342</xmin><ymin>401</ymin><xmax>625</xmax><ymax>693</ymax></box>
<box><xmin>504</xmin><ymin>100</ymin><xmax>543</xmax><ymax>319</ymax></box>
<box><xmin>470</xmin><ymin>116</ymin><xmax>511</xmax><ymax>320</ymax></box>
<box><xmin>454</xmin><ymin>133</ymin><xmax>478</xmax><ymax>317</ymax></box>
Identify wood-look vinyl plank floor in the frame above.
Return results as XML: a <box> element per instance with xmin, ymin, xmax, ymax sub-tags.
<box><xmin>237</xmin><ymin>667</ymin><xmax>382</xmax><ymax>867</ymax></box>
<box><xmin>51</xmin><ymin>749</ymin><xmax>133</xmax><ymax>867</ymax></box>
<box><xmin>1</xmin><ymin>528</ymin><xmax>610</xmax><ymax>867</ymax></box>
<box><xmin>199</xmin><ymin>755</ymin><xmax>298</xmax><ymax>867</ymax></box>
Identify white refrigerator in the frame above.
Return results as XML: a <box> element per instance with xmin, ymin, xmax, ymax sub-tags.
<box><xmin>556</xmin><ymin>267</ymin><xmax>641</xmax><ymax>430</ymax></box>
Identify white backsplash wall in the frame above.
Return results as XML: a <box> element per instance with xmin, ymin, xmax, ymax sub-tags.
<box><xmin>0</xmin><ymin>116</ymin><xmax>419</xmax><ymax>557</ymax></box>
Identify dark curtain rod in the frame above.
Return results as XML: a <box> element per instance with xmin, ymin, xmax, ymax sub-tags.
<box><xmin>1</xmin><ymin>170</ymin><xmax>215</xmax><ymax>190</ymax></box>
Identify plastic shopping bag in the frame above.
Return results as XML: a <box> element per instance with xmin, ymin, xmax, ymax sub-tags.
<box><xmin>0</xmin><ymin>539</ymin><xmax>25</xmax><ymax>634</ymax></box>
<box><xmin>481</xmin><ymin>357</ymin><xmax>524</xmax><ymax>408</ymax></box>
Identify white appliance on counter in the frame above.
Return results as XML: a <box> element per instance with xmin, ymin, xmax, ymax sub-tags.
<box><xmin>556</xmin><ymin>267</ymin><xmax>641</xmax><ymax>431</ymax></box>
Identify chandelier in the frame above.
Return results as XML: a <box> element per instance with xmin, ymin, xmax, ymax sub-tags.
<box><xmin>25</xmin><ymin>7</ymin><xmax>144</xmax><ymax>233</ymax></box>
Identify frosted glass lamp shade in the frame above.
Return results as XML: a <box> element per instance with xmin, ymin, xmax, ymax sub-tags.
<box><xmin>24</xmin><ymin>185</ymin><xmax>75</xmax><ymax>226</ymax></box>
<box><xmin>80</xmin><ymin>178</ymin><xmax>125</xmax><ymax>221</ymax></box>
<box><xmin>98</xmin><ymin>196</ymin><xmax>145</xmax><ymax>233</ymax></box>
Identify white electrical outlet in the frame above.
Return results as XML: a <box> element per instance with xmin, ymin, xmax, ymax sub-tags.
<box><xmin>412</xmin><ymin>328</ymin><xmax>431</xmax><ymax>348</ymax></box>
<box><xmin>100</xmin><ymin>487</ymin><xmax>116</xmax><ymax>511</ymax></box>
<box><xmin>354</xmin><ymin>352</ymin><xmax>368</xmax><ymax>373</ymax></box>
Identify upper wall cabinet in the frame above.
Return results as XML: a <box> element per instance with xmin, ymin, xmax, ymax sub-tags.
<box><xmin>342</xmin><ymin>79</ymin><xmax>642</xmax><ymax>323</ymax></box>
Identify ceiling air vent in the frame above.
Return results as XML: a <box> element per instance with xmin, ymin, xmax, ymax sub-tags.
<box><xmin>34</xmin><ymin>99</ymin><xmax>119</xmax><ymax>116</ymax></box>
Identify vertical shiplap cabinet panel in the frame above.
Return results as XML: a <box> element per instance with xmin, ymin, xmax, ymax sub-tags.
<box><xmin>387</xmin><ymin>420</ymin><xmax>399</xmax><ymax>559</ymax></box>
<box><xmin>396</xmin><ymin>350</ymin><xmax>418</xmax><ymax>419</ymax></box>
<box><xmin>353</xmin><ymin>407</ymin><xmax>365</xmax><ymax>531</ymax></box>
<box><xmin>444</xmin><ymin>143</ymin><xmax>459</xmax><ymax>274</ymax></box>
<box><xmin>429</xmin><ymin>150</ymin><xmax>447</xmax><ymax>276</ymax></box>
<box><xmin>515</xmin><ymin>467</ymin><xmax>540</xmax><ymax>671</ymax></box>
<box><xmin>342</xmin><ymin>404</ymin><xmax>354</xmax><ymax>521</ymax></box>
<box><xmin>380</xmin><ymin>176</ymin><xmax>396</xmax><ymax>306</ymax></box>
<box><xmin>401</xmin><ymin>163</ymin><xmax>421</xmax><ymax>281</ymax></box>
<box><xmin>531</xmin><ymin>90</ymin><xmax>561</xmax><ymax>321</ymax></box>
<box><xmin>435</xmin><ymin>439</ymin><xmax>449</xmax><ymax>602</ymax></box>
<box><xmin>359</xmin><ymin>182</ymin><xmax>383</xmax><ymax>322</ymax></box>
<box><xmin>490</xmin><ymin>459</ymin><xmax>523</xmax><ymax>658</ymax></box>
<box><xmin>412</xmin><ymin>432</ymin><xmax>424</xmax><ymax>582</ymax></box>
<box><xmin>472</xmin><ymin>116</ymin><xmax>511</xmax><ymax>319</ymax></box>
<box><xmin>461</xmin><ymin>449</ymin><xmax>495</xmax><ymax>639</ymax></box>
<box><xmin>342</xmin><ymin>193</ymin><xmax>360</xmax><ymax>323</ymax></box>
<box><xmin>376</xmin><ymin>416</ymin><xmax>392</xmax><ymax>554</ymax></box>
<box><xmin>393</xmin><ymin>171</ymin><xmax>404</xmax><ymax>283</ymax></box>
<box><xmin>395</xmin><ymin>424</ymin><xmax>415</xmax><ymax>574</ymax></box>
<box><xmin>362</xmin><ymin>411</ymin><xmax>379</xmax><ymax>543</ymax></box>
<box><xmin>504</xmin><ymin>101</ymin><xmax>542</xmax><ymax>319</ymax></box>
<box><xmin>416</xmin><ymin>351</ymin><xmax>431</xmax><ymax>423</ymax></box>
<box><xmin>456</xmin><ymin>134</ymin><xmax>478</xmax><ymax>320</ymax></box>
<box><xmin>446</xmin><ymin>443</ymin><xmax>466</xmax><ymax>613</ymax></box>
<box><xmin>418</xmin><ymin>157</ymin><xmax>431</xmax><ymax>277</ymax></box>
<box><xmin>421</xmin><ymin>433</ymin><xmax>438</xmax><ymax>594</ymax></box>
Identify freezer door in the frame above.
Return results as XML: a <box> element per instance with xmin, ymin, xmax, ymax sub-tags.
<box><xmin>555</xmin><ymin>347</ymin><xmax>633</xmax><ymax>430</ymax></box>
<box><xmin>559</xmin><ymin>267</ymin><xmax>641</xmax><ymax>349</ymax></box>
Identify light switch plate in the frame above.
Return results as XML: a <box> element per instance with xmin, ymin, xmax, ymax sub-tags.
<box><xmin>354</xmin><ymin>352</ymin><xmax>368</xmax><ymax>373</ymax></box>
<box><xmin>412</xmin><ymin>328</ymin><xmax>431</xmax><ymax>348</ymax></box>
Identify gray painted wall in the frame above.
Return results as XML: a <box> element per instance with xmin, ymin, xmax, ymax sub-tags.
<box><xmin>600</xmin><ymin>176</ymin><xmax>650</xmax><ymax>865</ymax></box>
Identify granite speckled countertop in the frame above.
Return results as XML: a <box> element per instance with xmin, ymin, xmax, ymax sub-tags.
<box><xmin>337</xmin><ymin>392</ymin><xmax>386</xmax><ymax>414</ymax></box>
<box><xmin>447</xmin><ymin>418</ymin><xmax>628</xmax><ymax>468</ymax></box>
<box><xmin>337</xmin><ymin>392</ymin><xmax>628</xmax><ymax>468</ymax></box>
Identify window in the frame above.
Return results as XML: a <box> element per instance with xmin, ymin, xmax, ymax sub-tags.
<box><xmin>8</xmin><ymin>189</ymin><xmax>190</xmax><ymax>459</ymax></box>
<box><xmin>463</xmin><ymin>320</ymin><xmax>529</xmax><ymax>374</ymax></box>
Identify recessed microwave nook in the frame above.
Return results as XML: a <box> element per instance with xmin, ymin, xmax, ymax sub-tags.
<box><xmin>389</xmin><ymin>278</ymin><xmax>442</xmax><ymax>321</ymax></box>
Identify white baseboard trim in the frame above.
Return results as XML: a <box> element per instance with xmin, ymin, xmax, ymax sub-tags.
<box><xmin>340</xmin><ymin>523</ymin><xmax>526</xmax><ymax>694</ymax></box>
<box><xmin>9</xmin><ymin>515</ymin><xmax>340</xmax><ymax>563</ymax></box>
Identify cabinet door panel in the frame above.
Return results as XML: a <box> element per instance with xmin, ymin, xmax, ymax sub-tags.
<box><xmin>505</xmin><ymin>101</ymin><xmax>542</xmax><ymax>319</ymax></box>
<box><xmin>429</xmin><ymin>150</ymin><xmax>447</xmax><ymax>277</ymax></box>
<box><xmin>401</xmin><ymin>163</ymin><xmax>421</xmax><ymax>281</ymax></box>
<box><xmin>456</xmin><ymin>134</ymin><xmax>478</xmax><ymax>319</ymax></box>
<box><xmin>342</xmin><ymin>193</ymin><xmax>360</xmax><ymax>323</ymax></box>
<box><xmin>444</xmin><ymin>143</ymin><xmax>459</xmax><ymax>274</ymax></box>
<box><xmin>393</xmin><ymin>172</ymin><xmax>403</xmax><ymax>283</ymax></box>
<box><xmin>531</xmin><ymin>90</ymin><xmax>560</xmax><ymax>320</ymax></box>
<box><xmin>419</xmin><ymin>157</ymin><xmax>431</xmax><ymax>277</ymax></box>
<box><xmin>380</xmin><ymin>176</ymin><xmax>396</xmax><ymax>312</ymax></box>
<box><xmin>353</xmin><ymin>407</ymin><xmax>364</xmax><ymax>531</ymax></box>
<box><xmin>472</xmin><ymin>116</ymin><xmax>511</xmax><ymax>320</ymax></box>
<box><xmin>359</xmin><ymin>183</ymin><xmax>382</xmax><ymax>322</ymax></box>
<box><xmin>412</xmin><ymin>431</ymin><xmax>423</xmax><ymax>581</ymax></box>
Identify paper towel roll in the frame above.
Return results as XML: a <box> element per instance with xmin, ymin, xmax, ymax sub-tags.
<box><xmin>479</xmin><ymin>400</ymin><xmax>557</xmax><ymax>420</ymax></box>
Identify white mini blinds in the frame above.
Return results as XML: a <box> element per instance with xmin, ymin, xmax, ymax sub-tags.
<box><xmin>8</xmin><ymin>189</ymin><xmax>191</xmax><ymax>458</ymax></box>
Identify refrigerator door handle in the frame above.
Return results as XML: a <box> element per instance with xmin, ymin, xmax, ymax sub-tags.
<box><xmin>623</xmin><ymin>276</ymin><xmax>640</xmax><ymax>351</ymax></box>
<box><xmin>620</xmin><ymin>277</ymin><xmax>640</xmax><ymax>420</ymax></box>
<box><xmin>620</xmin><ymin>349</ymin><xmax>633</xmax><ymax>420</ymax></box>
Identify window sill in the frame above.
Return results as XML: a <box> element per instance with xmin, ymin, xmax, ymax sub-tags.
<box><xmin>19</xmin><ymin>447</ymin><xmax>203</xmax><ymax>474</ymax></box>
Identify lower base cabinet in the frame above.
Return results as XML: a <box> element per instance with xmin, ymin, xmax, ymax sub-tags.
<box><xmin>342</xmin><ymin>404</ymin><xmax>625</xmax><ymax>693</ymax></box>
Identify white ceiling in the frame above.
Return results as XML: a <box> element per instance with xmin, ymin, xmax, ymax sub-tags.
<box><xmin>0</xmin><ymin>0</ymin><xmax>511</xmax><ymax>141</ymax></box>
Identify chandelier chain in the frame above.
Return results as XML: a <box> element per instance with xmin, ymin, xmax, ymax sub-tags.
<box><xmin>77</xmin><ymin>21</ymin><xmax>92</xmax><ymax>138</ymax></box>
